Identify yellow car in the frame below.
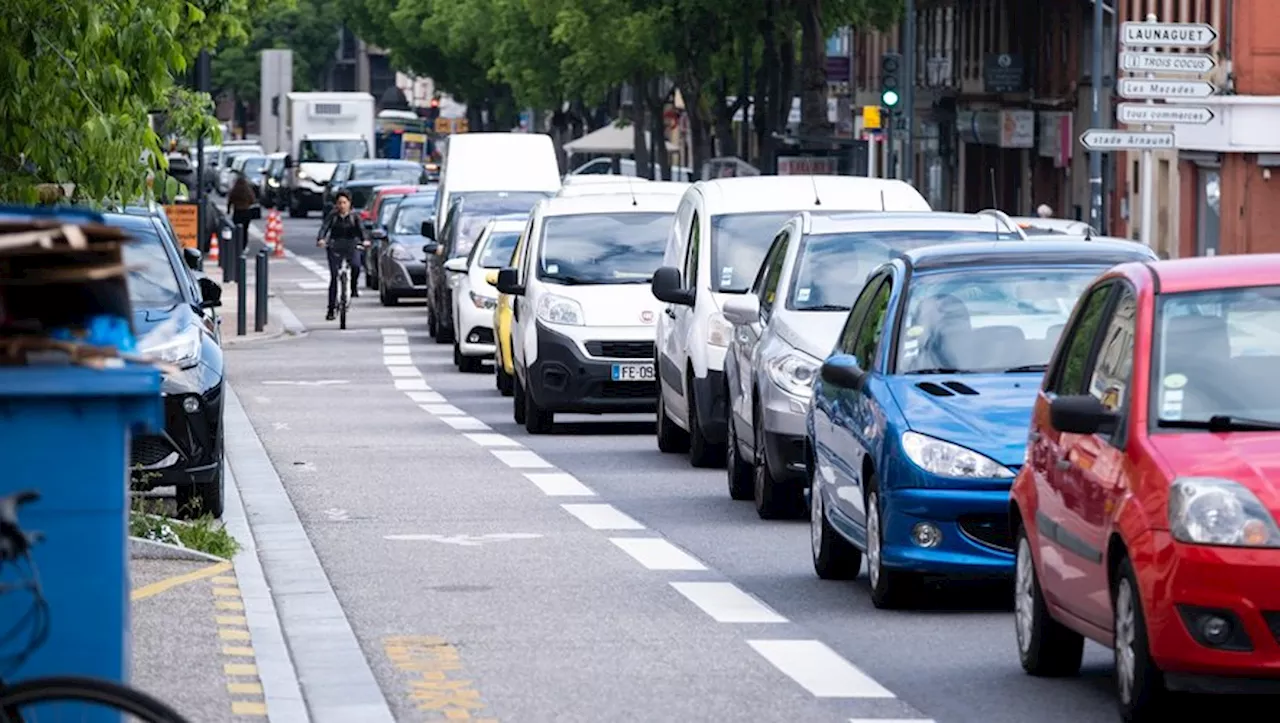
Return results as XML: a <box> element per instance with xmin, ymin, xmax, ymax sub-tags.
<box><xmin>487</xmin><ymin>269</ymin><xmax>516</xmax><ymax>396</ymax></box>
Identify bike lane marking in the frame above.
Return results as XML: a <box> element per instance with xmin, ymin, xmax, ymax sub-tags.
<box><xmin>132</xmin><ymin>560</ymin><xmax>231</xmax><ymax>601</ymax></box>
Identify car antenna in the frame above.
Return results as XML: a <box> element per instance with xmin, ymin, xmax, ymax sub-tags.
<box><xmin>810</xmin><ymin>174</ymin><xmax>822</xmax><ymax>206</ymax></box>
<box><xmin>627</xmin><ymin>177</ymin><xmax>638</xmax><ymax>206</ymax></box>
<box><xmin>879</xmin><ymin>189</ymin><xmax>886</xmax><ymax>211</ymax></box>
<box><xmin>989</xmin><ymin>169</ymin><xmax>1001</xmax><ymax>241</ymax></box>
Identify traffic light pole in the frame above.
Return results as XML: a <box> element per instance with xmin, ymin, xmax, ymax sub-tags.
<box><xmin>903</xmin><ymin>0</ymin><xmax>916</xmax><ymax>186</ymax></box>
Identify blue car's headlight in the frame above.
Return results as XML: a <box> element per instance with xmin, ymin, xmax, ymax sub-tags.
<box><xmin>900</xmin><ymin>431</ymin><xmax>1014</xmax><ymax>479</ymax></box>
<box><xmin>141</xmin><ymin>325</ymin><xmax>201</xmax><ymax>370</ymax></box>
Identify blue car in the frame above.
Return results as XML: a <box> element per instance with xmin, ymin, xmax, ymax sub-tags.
<box><xmin>805</xmin><ymin>239</ymin><xmax>1157</xmax><ymax>609</ymax></box>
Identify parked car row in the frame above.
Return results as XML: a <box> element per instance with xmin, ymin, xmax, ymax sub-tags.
<box><xmin>400</xmin><ymin>133</ymin><xmax>1280</xmax><ymax>722</ymax></box>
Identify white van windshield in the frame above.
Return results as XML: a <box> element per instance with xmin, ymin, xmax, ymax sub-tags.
<box><xmin>538</xmin><ymin>212</ymin><xmax>673</xmax><ymax>284</ymax></box>
<box><xmin>710</xmin><ymin>212</ymin><xmax>809</xmax><ymax>293</ymax></box>
<box><xmin>299</xmin><ymin>139</ymin><xmax>368</xmax><ymax>163</ymax></box>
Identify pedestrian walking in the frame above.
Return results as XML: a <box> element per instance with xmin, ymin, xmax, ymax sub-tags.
<box><xmin>227</xmin><ymin>176</ymin><xmax>256</xmax><ymax>215</ymax></box>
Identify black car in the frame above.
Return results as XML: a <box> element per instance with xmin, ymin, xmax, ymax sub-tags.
<box><xmin>423</xmin><ymin>190</ymin><xmax>551</xmax><ymax>344</ymax></box>
<box><xmin>324</xmin><ymin>159</ymin><xmax>428</xmax><ymax>213</ymax></box>
<box><xmin>106</xmin><ymin>210</ymin><xmax>227</xmax><ymax>519</ymax></box>
<box><xmin>235</xmin><ymin>154</ymin><xmax>270</xmax><ymax>197</ymax></box>
<box><xmin>260</xmin><ymin>153</ymin><xmax>289</xmax><ymax>208</ymax></box>
<box><xmin>368</xmin><ymin>185</ymin><xmax>437</xmax><ymax>290</ymax></box>
<box><xmin>376</xmin><ymin>195</ymin><xmax>435</xmax><ymax>305</ymax></box>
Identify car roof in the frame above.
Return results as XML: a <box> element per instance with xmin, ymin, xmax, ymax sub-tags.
<box><xmin>398</xmin><ymin>194</ymin><xmax>438</xmax><ymax>207</ymax></box>
<box><xmin>688</xmin><ymin>175</ymin><xmax>930</xmax><ymax>214</ymax></box>
<box><xmin>374</xmin><ymin>184</ymin><xmax>434</xmax><ymax>194</ymax></box>
<box><xmin>488</xmin><ymin>219</ymin><xmax>528</xmax><ymax>233</ymax></box>
<box><xmin>345</xmin><ymin>179</ymin><xmax>398</xmax><ymax>189</ymax></box>
<box><xmin>562</xmin><ymin>175</ymin><xmax>650</xmax><ymax>186</ymax></box>
<box><xmin>803</xmin><ymin>211</ymin><xmax>1019</xmax><ymax>235</ymax></box>
<box><xmin>903</xmin><ymin>238</ymin><xmax>1158</xmax><ymax>273</ymax></box>
<box><xmin>556</xmin><ymin>180</ymin><xmax>689</xmax><ymax>198</ymax></box>
<box><xmin>351</xmin><ymin>159</ymin><xmax>420</xmax><ymax>167</ymax></box>
<box><xmin>538</xmin><ymin>192</ymin><xmax>681</xmax><ymax>217</ymax></box>
<box><xmin>1146</xmin><ymin>254</ymin><xmax>1280</xmax><ymax>294</ymax></box>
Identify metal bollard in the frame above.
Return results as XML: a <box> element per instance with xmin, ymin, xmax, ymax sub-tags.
<box><xmin>236</xmin><ymin>247</ymin><xmax>247</xmax><ymax>336</ymax></box>
<box><xmin>254</xmin><ymin>248</ymin><xmax>269</xmax><ymax>332</ymax></box>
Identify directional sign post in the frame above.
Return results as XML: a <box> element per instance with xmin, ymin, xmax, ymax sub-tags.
<box><xmin>1119</xmin><ymin>15</ymin><xmax>1219</xmax><ymax>250</ymax></box>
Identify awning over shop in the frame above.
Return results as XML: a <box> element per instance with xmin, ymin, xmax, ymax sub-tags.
<box><xmin>562</xmin><ymin>122</ymin><xmax>678</xmax><ymax>155</ymax></box>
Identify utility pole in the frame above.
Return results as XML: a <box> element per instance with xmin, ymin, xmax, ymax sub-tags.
<box><xmin>1089</xmin><ymin>0</ymin><xmax>1105</xmax><ymax>232</ymax></box>
<box><xmin>195</xmin><ymin>49</ymin><xmax>210</xmax><ymax>254</ymax></box>
<box><xmin>903</xmin><ymin>0</ymin><xmax>916</xmax><ymax>186</ymax></box>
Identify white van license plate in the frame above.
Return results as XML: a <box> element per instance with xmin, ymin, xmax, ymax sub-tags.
<box><xmin>611</xmin><ymin>364</ymin><xmax>655</xmax><ymax>381</ymax></box>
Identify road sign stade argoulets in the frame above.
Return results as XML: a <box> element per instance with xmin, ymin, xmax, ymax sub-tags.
<box><xmin>1121</xmin><ymin>22</ymin><xmax>1217</xmax><ymax>47</ymax></box>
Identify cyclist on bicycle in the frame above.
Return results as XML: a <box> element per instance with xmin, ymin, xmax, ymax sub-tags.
<box><xmin>316</xmin><ymin>190</ymin><xmax>368</xmax><ymax>320</ymax></box>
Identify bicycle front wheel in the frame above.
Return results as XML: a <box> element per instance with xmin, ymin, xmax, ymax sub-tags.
<box><xmin>0</xmin><ymin>676</ymin><xmax>189</xmax><ymax>722</ymax></box>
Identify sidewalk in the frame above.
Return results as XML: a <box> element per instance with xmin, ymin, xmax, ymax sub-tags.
<box><xmin>205</xmin><ymin>259</ymin><xmax>306</xmax><ymax>346</ymax></box>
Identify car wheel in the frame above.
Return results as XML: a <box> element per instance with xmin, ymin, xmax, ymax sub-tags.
<box><xmin>1114</xmin><ymin>556</ymin><xmax>1169</xmax><ymax>722</ymax></box>
<box><xmin>725</xmin><ymin>409</ymin><xmax>753</xmax><ymax>501</ymax></box>
<box><xmin>1015</xmin><ymin>527</ymin><xmax>1085</xmax><ymax>676</ymax></box>
<box><xmin>434</xmin><ymin>304</ymin><xmax>453</xmax><ymax>344</ymax></box>
<box><xmin>513</xmin><ymin>374</ymin><xmax>527</xmax><ymax>425</ymax></box>
<box><xmin>523</xmin><ymin>375</ymin><xmax>553</xmax><ymax>434</ymax></box>
<box><xmin>379</xmin><ymin>283</ymin><xmax>397</xmax><ymax>306</ymax></box>
<box><xmin>427</xmin><ymin>307</ymin><xmax>438</xmax><ymax>338</ymax></box>
<box><xmin>496</xmin><ymin>361</ymin><xmax>514</xmax><ymax>396</ymax></box>
<box><xmin>453</xmin><ymin>342</ymin><xmax>462</xmax><ymax>369</ymax></box>
<box><xmin>753</xmin><ymin>400</ymin><xmax>801</xmax><ymax>519</ymax></box>
<box><xmin>811</xmin><ymin>468</ymin><xmax>861</xmax><ymax>580</ymax></box>
<box><xmin>175</xmin><ymin>455</ymin><xmax>225</xmax><ymax>520</ymax></box>
<box><xmin>656</xmin><ymin>387</ymin><xmax>689</xmax><ymax>453</ymax></box>
<box><xmin>866</xmin><ymin>478</ymin><xmax>921</xmax><ymax>609</ymax></box>
<box><xmin>687</xmin><ymin>375</ymin><xmax>725</xmax><ymax>468</ymax></box>
<box><xmin>459</xmin><ymin>353</ymin><xmax>483</xmax><ymax>374</ymax></box>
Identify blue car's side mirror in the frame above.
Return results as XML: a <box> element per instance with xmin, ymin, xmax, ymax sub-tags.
<box><xmin>820</xmin><ymin>354</ymin><xmax>865</xmax><ymax>389</ymax></box>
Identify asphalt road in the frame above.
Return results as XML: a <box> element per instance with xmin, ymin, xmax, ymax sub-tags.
<box><xmin>228</xmin><ymin>214</ymin><xmax>1246</xmax><ymax>722</ymax></box>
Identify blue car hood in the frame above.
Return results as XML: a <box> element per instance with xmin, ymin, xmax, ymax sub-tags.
<box><xmin>886</xmin><ymin>373</ymin><xmax>1041</xmax><ymax>468</ymax></box>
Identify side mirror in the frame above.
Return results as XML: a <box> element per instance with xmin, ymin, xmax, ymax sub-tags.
<box><xmin>371</xmin><ymin>229</ymin><xmax>387</xmax><ymax>240</ymax></box>
<box><xmin>232</xmin><ymin>206</ymin><xmax>261</xmax><ymax>224</ymax></box>
<box><xmin>421</xmin><ymin>220</ymin><xmax>436</xmax><ymax>239</ymax></box>
<box><xmin>284</xmin><ymin>156</ymin><xmax>294</xmax><ymax>168</ymax></box>
<box><xmin>443</xmin><ymin>257</ymin><xmax>468</xmax><ymax>273</ymax></box>
<box><xmin>651</xmin><ymin>266</ymin><xmax>694</xmax><ymax>306</ymax></box>
<box><xmin>197</xmin><ymin>277</ymin><xmax>222</xmax><ymax>308</ymax></box>
<box><xmin>423</xmin><ymin>241</ymin><xmax>440</xmax><ymax>255</ymax></box>
<box><xmin>495</xmin><ymin>268</ymin><xmax>524</xmax><ymax>295</ymax></box>
<box><xmin>1049</xmin><ymin>395</ymin><xmax>1117</xmax><ymax>436</ymax></box>
<box><xmin>820</xmin><ymin>354</ymin><xmax>865</xmax><ymax>389</ymax></box>
<box><xmin>722</xmin><ymin>295</ymin><xmax>761</xmax><ymax>325</ymax></box>
<box><xmin>182</xmin><ymin>247</ymin><xmax>202</xmax><ymax>271</ymax></box>
<box><xmin>484</xmin><ymin>270</ymin><xmax>499</xmax><ymax>286</ymax></box>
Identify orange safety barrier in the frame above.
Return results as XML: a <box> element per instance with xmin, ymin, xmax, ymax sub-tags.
<box><xmin>208</xmin><ymin>233</ymin><xmax>219</xmax><ymax>263</ymax></box>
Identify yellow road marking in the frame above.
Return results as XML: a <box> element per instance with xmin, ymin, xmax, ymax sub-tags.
<box><xmin>384</xmin><ymin>636</ymin><xmax>497</xmax><ymax>719</ymax></box>
<box><xmin>215</xmin><ymin>600</ymin><xmax>245</xmax><ymax>610</ymax></box>
<box><xmin>216</xmin><ymin>614</ymin><xmax>248</xmax><ymax>625</ymax></box>
<box><xmin>213</xmin><ymin>586</ymin><xmax>240</xmax><ymax>597</ymax></box>
<box><xmin>131</xmin><ymin>561</ymin><xmax>231</xmax><ymax>601</ymax></box>
<box><xmin>228</xmin><ymin>682</ymin><xmax>264</xmax><ymax>695</ymax></box>
<box><xmin>231</xmin><ymin>701</ymin><xmax>267</xmax><ymax>716</ymax></box>
<box><xmin>224</xmin><ymin>663</ymin><xmax>258</xmax><ymax>676</ymax></box>
<box><xmin>212</xmin><ymin>575</ymin><xmax>237</xmax><ymax>584</ymax></box>
<box><xmin>219</xmin><ymin>628</ymin><xmax>251</xmax><ymax>641</ymax></box>
<box><xmin>223</xmin><ymin>645</ymin><xmax>255</xmax><ymax>656</ymax></box>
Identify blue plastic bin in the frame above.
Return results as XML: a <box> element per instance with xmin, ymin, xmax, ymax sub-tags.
<box><xmin>0</xmin><ymin>364</ymin><xmax>161</xmax><ymax>695</ymax></box>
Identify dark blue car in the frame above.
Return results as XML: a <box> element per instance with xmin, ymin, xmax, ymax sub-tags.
<box><xmin>805</xmin><ymin>239</ymin><xmax>1158</xmax><ymax>609</ymax></box>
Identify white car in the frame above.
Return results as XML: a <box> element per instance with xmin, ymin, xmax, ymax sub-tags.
<box><xmin>556</xmin><ymin>180</ymin><xmax>689</xmax><ymax>198</ymax></box>
<box><xmin>649</xmin><ymin>175</ymin><xmax>932</xmax><ymax>468</ymax></box>
<box><xmin>494</xmin><ymin>193</ymin><xmax>681</xmax><ymax>434</ymax></box>
<box><xmin>444</xmin><ymin>217</ymin><xmax>527</xmax><ymax>372</ymax></box>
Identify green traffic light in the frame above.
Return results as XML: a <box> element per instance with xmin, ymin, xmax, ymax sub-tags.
<box><xmin>882</xmin><ymin>90</ymin><xmax>900</xmax><ymax>107</ymax></box>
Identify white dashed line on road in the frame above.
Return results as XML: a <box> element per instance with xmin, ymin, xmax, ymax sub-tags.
<box><xmin>490</xmin><ymin>449</ymin><xmax>553</xmax><ymax>468</ymax></box>
<box><xmin>379</xmin><ymin>327</ymin><xmax>407</xmax><ymax>336</ymax></box>
<box><xmin>420</xmin><ymin>403</ymin><xmax>465</xmax><ymax>416</ymax></box>
<box><xmin>462</xmin><ymin>433</ymin><xmax>521</xmax><ymax>448</ymax></box>
<box><xmin>382</xmin><ymin>345</ymin><xmax>410</xmax><ymax>355</ymax></box>
<box><xmin>405</xmin><ymin>391</ymin><xmax>446</xmax><ymax>404</ymax></box>
<box><xmin>560</xmin><ymin>503</ymin><xmax>644</xmax><ymax>530</ymax></box>
<box><xmin>383</xmin><ymin>355</ymin><xmax>414</xmax><ymax>366</ymax></box>
<box><xmin>522</xmin><ymin>473</ymin><xmax>595</xmax><ymax>497</ymax></box>
<box><xmin>387</xmin><ymin>366</ymin><xmax>421</xmax><ymax>378</ymax></box>
<box><xmin>610</xmin><ymin>538</ymin><xmax>707</xmax><ymax>571</ymax></box>
<box><xmin>747</xmin><ymin>640</ymin><xmax>896</xmax><ymax>698</ymax></box>
<box><xmin>670</xmin><ymin>582</ymin><xmax>788</xmax><ymax>624</ymax></box>
<box><xmin>439</xmin><ymin>416</ymin><xmax>491</xmax><ymax>431</ymax></box>
<box><xmin>394</xmin><ymin>379</ymin><xmax>432</xmax><ymax>391</ymax></box>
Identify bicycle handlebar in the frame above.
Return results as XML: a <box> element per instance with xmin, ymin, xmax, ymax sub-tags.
<box><xmin>0</xmin><ymin>491</ymin><xmax>40</xmax><ymax>562</ymax></box>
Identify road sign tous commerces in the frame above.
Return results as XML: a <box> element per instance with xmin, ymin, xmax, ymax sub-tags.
<box><xmin>1080</xmin><ymin>129</ymin><xmax>1176</xmax><ymax>150</ymax></box>
<box><xmin>1117</xmin><ymin>104</ymin><xmax>1214</xmax><ymax>125</ymax></box>
<box><xmin>1120</xmin><ymin>51</ymin><xmax>1216</xmax><ymax>74</ymax></box>
<box><xmin>1118</xmin><ymin>78</ymin><xmax>1216</xmax><ymax>99</ymax></box>
<box><xmin>1121</xmin><ymin>22</ymin><xmax>1218</xmax><ymax>47</ymax></box>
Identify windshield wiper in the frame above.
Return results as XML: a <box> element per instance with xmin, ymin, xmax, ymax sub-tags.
<box><xmin>545</xmin><ymin>276</ymin><xmax>589</xmax><ymax>285</ymax></box>
<box><xmin>903</xmin><ymin>367</ymin><xmax>963</xmax><ymax>375</ymax></box>
<box><xmin>1004</xmin><ymin>364</ymin><xmax>1048</xmax><ymax>373</ymax></box>
<box><xmin>1158</xmin><ymin>415</ymin><xmax>1280</xmax><ymax>432</ymax></box>
<box><xmin>801</xmin><ymin>304</ymin><xmax>849</xmax><ymax>311</ymax></box>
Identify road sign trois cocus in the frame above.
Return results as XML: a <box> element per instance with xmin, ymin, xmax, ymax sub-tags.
<box><xmin>1118</xmin><ymin>78</ymin><xmax>1216</xmax><ymax>99</ymax></box>
<box><xmin>1120</xmin><ymin>51</ymin><xmax>1216</xmax><ymax>74</ymax></box>
<box><xmin>1080</xmin><ymin>129</ymin><xmax>1176</xmax><ymax>151</ymax></box>
<box><xmin>1117</xmin><ymin>104</ymin><xmax>1214</xmax><ymax>125</ymax></box>
<box><xmin>1121</xmin><ymin>22</ymin><xmax>1218</xmax><ymax>47</ymax></box>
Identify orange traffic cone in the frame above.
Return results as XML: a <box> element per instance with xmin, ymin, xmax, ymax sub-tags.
<box><xmin>270</xmin><ymin>211</ymin><xmax>286</xmax><ymax>257</ymax></box>
<box><xmin>208</xmin><ymin>233</ymin><xmax>219</xmax><ymax>263</ymax></box>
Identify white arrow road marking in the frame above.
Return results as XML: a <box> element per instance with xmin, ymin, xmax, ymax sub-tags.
<box><xmin>383</xmin><ymin>533</ymin><xmax>543</xmax><ymax>546</ymax></box>
<box><xmin>273</xmin><ymin>422</ymin><xmax>290</xmax><ymax>431</ymax></box>
<box><xmin>324</xmin><ymin>508</ymin><xmax>350</xmax><ymax>521</ymax></box>
<box><xmin>262</xmin><ymin>380</ymin><xmax>350</xmax><ymax>386</ymax></box>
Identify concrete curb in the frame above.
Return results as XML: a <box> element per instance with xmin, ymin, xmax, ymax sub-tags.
<box><xmin>223</xmin><ymin>383</ymin><xmax>395</xmax><ymax>723</ymax></box>
<box><xmin>219</xmin><ymin>289</ymin><xmax>307</xmax><ymax>347</ymax></box>
<box><xmin>129</xmin><ymin>537</ymin><xmax>227</xmax><ymax>563</ymax></box>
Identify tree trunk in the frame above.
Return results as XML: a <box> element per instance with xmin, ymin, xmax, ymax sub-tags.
<box><xmin>648</xmin><ymin>79</ymin><xmax>672</xmax><ymax>180</ymax></box>
<box><xmin>629</xmin><ymin>76</ymin><xmax>651</xmax><ymax>180</ymax></box>
<box><xmin>739</xmin><ymin>46</ymin><xmax>753</xmax><ymax>160</ymax></box>
<box><xmin>712</xmin><ymin>74</ymin><xmax>742</xmax><ymax>159</ymax></box>
<box><xmin>757</xmin><ymin>0</ymin><xmax>780</xmax><ymax>173</ymax></box>
<box><xmin>798</xmin><ymin>0</ymin><xmax>831</xmax><ymax>139</ymax></box>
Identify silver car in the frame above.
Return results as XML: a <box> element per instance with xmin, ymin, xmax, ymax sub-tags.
<box><xmin>720</xmin><ymin>211</ymin><xmax>1026</xmax><ymax>519</ymax></box>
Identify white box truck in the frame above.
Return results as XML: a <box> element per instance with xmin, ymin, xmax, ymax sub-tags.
<box><xmin>282</xmin><ymin>92</ymin><xmax>375</xmax><ymax>217</ymax></box>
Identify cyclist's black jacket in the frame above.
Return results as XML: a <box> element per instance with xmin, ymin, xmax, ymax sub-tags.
<box><xmin>318</xmin><ymin>211</ymin><xmax>365</xmax><ymax>253</ymax></box>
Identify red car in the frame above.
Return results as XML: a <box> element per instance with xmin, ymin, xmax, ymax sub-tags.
<box><xmin>1010</xmin><ymin>254</ymin><xmax>1280</xmax><ymax>721</ymax></box>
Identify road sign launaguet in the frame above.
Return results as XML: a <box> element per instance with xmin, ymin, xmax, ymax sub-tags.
<box><xmin>1121</xmin><ymin>22</ymin><xmax>1218</xmax><ymax>47</ymax></box>
<box><xmin>1120</xmin><ymin>51</ymin><xmax>1216</xmax><ymax>73</ymax></box>
<box><xmin>1117</xmin><ymin>104</ymin><xmax>1214</xmax><ymax>125</ymax></box>
<box><xmin>1080</xmin><ymin>130</ymin><xmax>1176</xmax><ymax>151</ymax></box>
<box><xmin>1118</xmin><ymin>78</ymin><xmax>1216</xmax><ymax>99</ymax></box>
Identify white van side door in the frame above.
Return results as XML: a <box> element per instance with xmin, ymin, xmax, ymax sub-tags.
<box><xmin>658</xmin><ymin>196</ymin><xmax>694</xmax><ymax>418</ymax></box>
<box><xmin>511</xmin><ymin>213</ymin><xmax>539</xmax><ymax>372</ymax></box>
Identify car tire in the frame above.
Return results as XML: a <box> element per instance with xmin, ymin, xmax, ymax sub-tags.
<box><xmin>427</xmin><ymin>308</ymin><xmax>438</xmax><ymax>338</ymax></box>
<box><xmin>1114</xmin><ymin>556</ymin><xmax>1169</xmax><ymax>722</ymax></box>
<box><xmin>810</xmin><ymin>469</ymin><xmax>861</xmax><ymax>580</ymax></box>
<box><xmin>687</xmin><ymin>375</ymin><xmax>725</xmax><ymax>468</ymax></box>
<box><xmin>379</xmin><ymin>283</ymin><xmax>398</xmax><ymax>306</ymax></box>
<box><xmin>725</xmin><ymin>410</ymin><xmax>753</xmax><ymax>501</ymax></box>
<box><xmin>523</xmin><ymin>376</ymin><xmax>553</xmax><ymax>434</ymax></box>
<box><xmin>459</xmin><ymin>354</ymin><xmax>483</xmax><ymax>374</ymax></box>
<box><xmin>753</xmin><ymin>402</ymin><xmax>800</xmax><ymax>519</ymax></box>
<box><xmin>175</xmin><ymin>455</ymin><xmax>225</xmax><ymax>520</ymax></box>
<box><xmin>365</xmin><ymin>266</ymin><xmax>377</xmax><ymax>289</ymax></box>
<box><xmin>434</xmin><ymin>305</ymin><xmax>453</xmax><ymax>344</ymax></box>
<box><xmin>453</xmin><ymin>342</ymin><xmax>462</xmax><ymax>369</ymax></box>
<box><xmin>1015</xmin><ymin>527</ymin><xmax>1085</xmax><ymax>677</ymax></box>
<box><xmin>496</xmin><ymin>361</ymin><xmax>514</xmax><ymax>396</ymax></box>
<box><xmin>513</xmin><ymin>375</ymin><xmax>527</xmax><ymax>425</ymax></box>
<box><xmin>866</xmin><ymin>477</ymin><xmax>921</xmax><ymax>609</ymax></box>
<box><xmin>656</xmin><ymin>388</ymin><xmax>689</xmax><ymax>453</ymax></box>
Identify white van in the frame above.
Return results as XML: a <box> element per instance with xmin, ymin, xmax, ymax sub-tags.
<box><xmin>556</xmin><ymin>180</ymin><xmax>690</xmax><ymax>199</ymax></box>
<box><xmin>649</xmin><ymin>175</ymin><xmax>931</xmax><ymax>467</ymax></box>
<box><xmin>494</xmin><ymin>193</ymin><xmax>682</xmax><ymax>434</ymax></box>
<box><xmin>430</xmin><ymin>133</ymin><xmax>562</xmax><ymax>237</ymax></box>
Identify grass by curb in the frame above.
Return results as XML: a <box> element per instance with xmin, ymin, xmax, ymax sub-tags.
<box><xmin>129</xmin><ymin>497</ymin><xmax>240</xmax><ymax>559</ymax></box>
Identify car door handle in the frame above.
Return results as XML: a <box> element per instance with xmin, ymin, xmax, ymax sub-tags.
<box><xmin>1055</xmin><ymin>459</ymin><xmax>1071</xmax><ymax>470</ymax></box>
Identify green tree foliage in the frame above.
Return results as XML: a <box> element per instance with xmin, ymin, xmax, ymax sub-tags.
<box><xmin>0</xmin><ymin>0</ymin><xmax>261</xmax><ymax>203</ymax></box>
<box><xmin>211</xmin><ymin>0</ymin><xmax>343</xmax><ymax>100</ymax></box>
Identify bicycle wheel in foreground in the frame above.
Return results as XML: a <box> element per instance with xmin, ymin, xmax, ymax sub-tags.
<box><xmin>0</xmin><ymin>676</ymin><xmax>190</xmax><ymax>723</ymax></box>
